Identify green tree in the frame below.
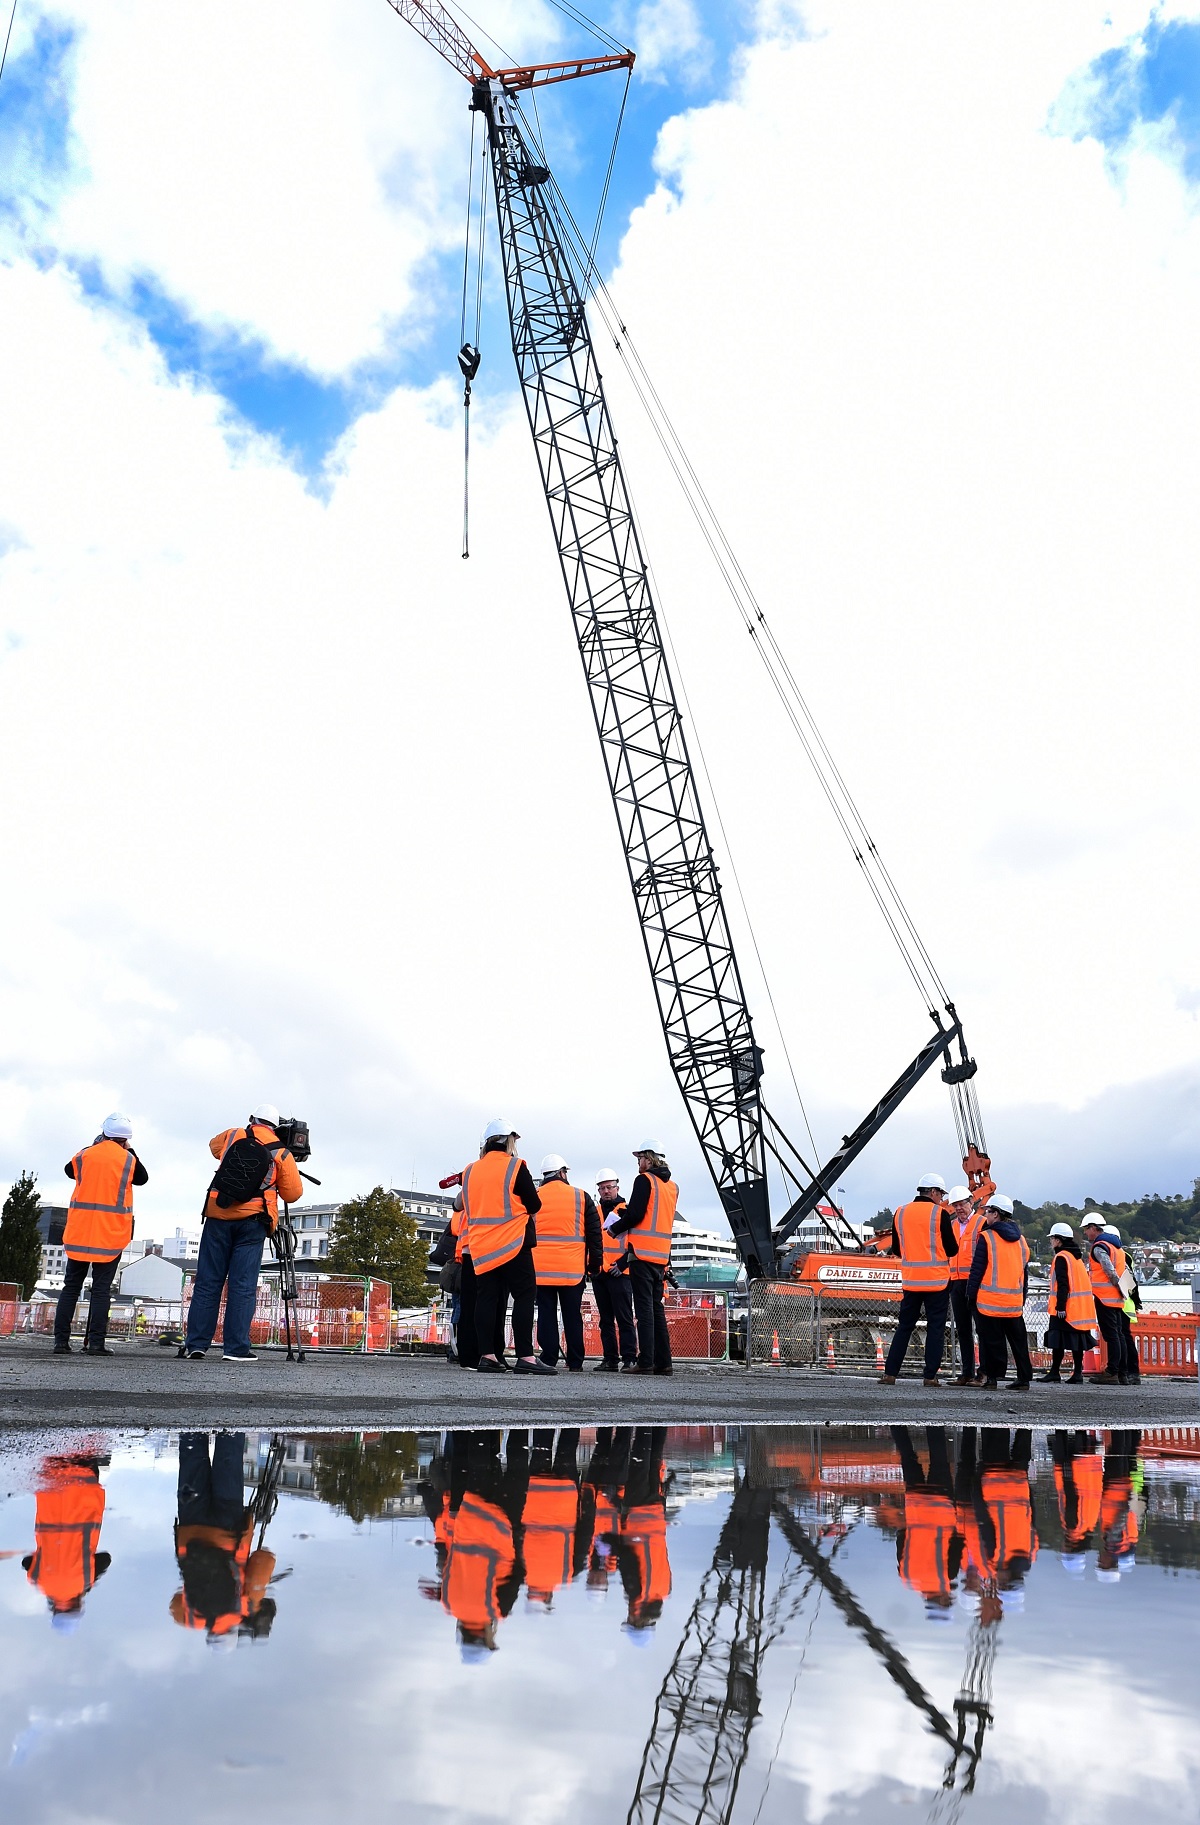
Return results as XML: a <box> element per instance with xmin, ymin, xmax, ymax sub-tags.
<box><xmin>325</xmin><ymin>1186</ymin><xmax>428</xmax><ymax>1305</ymax></box>
<box><xmin>312</xmin><ymin>1432</ymin><xmax>419</xmax><ymax>1524</ymax></box>
<box><xmin>0</xmin><ymin>1171</ymin><xmax>44</xmax><ymax>1298</ymax></box>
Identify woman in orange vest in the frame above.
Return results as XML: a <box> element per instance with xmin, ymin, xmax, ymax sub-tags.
<box><xmin>593</xmin><ymin>1169</ymin><xmax>637</xmax><ymax>1370</ymax></box>
<box><xmin>442</xmin><ymin>1430</ymin><xmax>529</xmax><ymax>1659</ymax></box>
<box><xmin>946</xmin><ymin>1184</ymin><xmax>985</xmax><ymax>1386</ymax></box>
<box><xmin>1080</xmin><ymin>1215</ymin><xmax>1131</xmax><ymax>1385</ymax></box>
<box><xmin>53</xmin><ymin>1112</ymin><xmax>148</xmax><ymax>1354</ymax></box>
<box><xmin>524</xmin><ymin>1427</ymin><xmax>585</xmax><ymax>1606</ymax></box>
<box><xmin>880</xmin><ymin>1171</ymin><xmax>957</xmax><ymax>1386</ymax></box>
<box><xmin>22</xmin><ymin>1455</ymin><xmax>111</xmax><ymax>1626</ymax></box>
<box><xmin>1050</xmin><ymin>1430</ymin><xmax>1102</xmax><ymax>1568</ymax></box>
<box><xmin>604</xmin><ymin>1145</ymin><xmax>679</xmax><ymax>1375</ymax></box>
<box><xmin>533</xmin><ymin>1156</ymin><xmax>602</xmax><ymax>1370</ymax></box>
<box><xmin>616</xmin><ymin>1428</ymin><xmax>672</xmax><ymax>1634</ymax></box>
<box><xmin>966</xmin><ymin>1195</ymin><xmax>1032</xmax><ymax>1389</ymax></box>
<box><xmin>460</xmin><ymin>1120</ymin><xmax>552</xmax><ymax>1375</ymax></box>
<box><xmin>1039</xmin><ymin>1224</ymin><xmax>1097</xmax><ymax>1383</ymax></box>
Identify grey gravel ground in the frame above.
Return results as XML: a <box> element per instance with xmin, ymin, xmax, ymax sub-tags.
<box><xmin>1</xmin><ymin>1335</ymin><xmax>1195</xmax><ymax>1430</ymax></box>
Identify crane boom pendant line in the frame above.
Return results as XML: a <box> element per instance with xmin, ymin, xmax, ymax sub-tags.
<box><xmin>475</xmin><ymin>75</ymin><xmax>775</xmax><ymax>1274</ymax></box>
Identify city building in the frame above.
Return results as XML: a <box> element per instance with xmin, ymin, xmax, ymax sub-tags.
<box><xmin>119</xmin><ymin>1253</ymin><xmax>185</xmax><ymax>1300</ymax></box>
<box><xmin>272</xmin><ymin>1191</ymin><xmax>456</xmax><ymax>1264</ymax></box>
<box><xmin>668</xmin><ymin>1219</ymin><xmax>740</xmax><ymax>1273</ymax></box>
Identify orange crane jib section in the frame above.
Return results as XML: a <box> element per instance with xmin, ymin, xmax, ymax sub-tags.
<box><xmin>384</xmin><ymin>0</ymin><xmax>634</xmax><ymax>91</ymax></box>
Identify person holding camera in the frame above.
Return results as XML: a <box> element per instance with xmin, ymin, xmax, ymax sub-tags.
<box><xmin>184</xmin><ymin>1104</ymin><xmax>303</xmax><ymax>1363</ymax></box>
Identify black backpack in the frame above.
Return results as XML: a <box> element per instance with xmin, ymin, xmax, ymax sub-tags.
<box><xmin>208</xmin><ymin>1133</ymin><xmax>276</xmax><ymax>1213</ymax></box>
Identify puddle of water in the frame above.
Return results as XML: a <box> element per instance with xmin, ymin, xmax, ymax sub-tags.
<box><xmin>1</xmin><ymin>1424</ymin><xmax>1196</xmax><ymax>1822</ymax></box>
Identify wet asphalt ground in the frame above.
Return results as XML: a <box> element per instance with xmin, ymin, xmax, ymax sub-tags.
<box><xmin>1</xmin><ymin>1335</ymin><xmax>1195</xmax><ymax>1431</ymax></box>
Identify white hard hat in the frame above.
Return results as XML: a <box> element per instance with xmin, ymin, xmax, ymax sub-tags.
<box><xmin>1103</xmin><ymin>1225</ymin><xmax>1121</xmax><ymax>1241</ymax></box>
<box><xmin>998</xmin><ymin>1587</ymin><xmax>1025</xmax><ymax>1614</ymax></box>
<box><xmin>632</xmin><ymin>1141</ymin><xmax>662</xmax><ymax>1156</ymax></box>
<box><xmin>986</xmin><ymin>1193</ymin><xmax>1014</xmax><ymax>1215</ymax></box>
<box><xmin>540</xmin><ymin>1154</ymin><xmax>568</xmax><ymax>1175</ymax></box>
<box><xmin>1049</xmin><ymin>1222</ymin><xmax>1074</xmax><ymax>1239</ymax></box>
<box><xmin>596</xmin><ymin>1167</ymin><xmax>620</xmax><ymax>1184</ymax></box>
<box><xmin>251</xmin><ymin>1103</ymin><xmax>281</xmax><ymax>1127</ymax></box>
<box><xmin>1095</xmin><ymin>1568</ymin><xmax>1121</xmax><ymax>1585</ymax></box>
<box><xmin>1080</xmin><ymin>1211</ymin><xmax>1106</xmax><ymax>1226</ymax></box>
<box><xmin>946</xmin><ymin>1185</ymin><xmax>970</xmax><ymax>1205</ymax></box>
<box><xmin>916</xmin><ymin>1171</ymin><xmax>946</xmax><ymax>1191</ymax></box>
<box><xmin>102</xmin><ymin>1112</ymin><xmax>133</xmax><ymax>1140</ymax></box>
<box><xmin>482</xmin><ymin>1118</ymin><xmax>518</xmax><ymax>1143</ymax></box>
<box><xmin>1060</xmin><ymin>1553</ymin><xmax>1087</xmax><ymax>1576</ymax></box>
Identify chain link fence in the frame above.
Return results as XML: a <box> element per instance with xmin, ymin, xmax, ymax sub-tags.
<box><xmin>179</xmin><ymin>1273</ymin><xmax>392</xmax><ymax>1352</ymax></box>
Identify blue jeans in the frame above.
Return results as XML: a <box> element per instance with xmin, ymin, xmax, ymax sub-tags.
<box><xmin>883</xmin><ymin>1286</ymin><xmax>949</xmax><ymax>1379</ymax></box>
<box><xmin>187</xmin><ymin>1219</ymin><xmax>266</xmax><ymax>1356</ymax></box>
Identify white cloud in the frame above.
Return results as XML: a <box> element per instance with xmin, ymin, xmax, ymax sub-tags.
<box><xmin>3</xmin><ymin>2</ymin><xmax>1200</xmax><ymax>1230</ymax></box>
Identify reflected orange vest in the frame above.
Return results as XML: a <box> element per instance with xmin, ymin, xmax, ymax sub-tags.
<box><xmin>171</xmin><ymin>1519</ymin><xmax>262</xmax><ymax>1635</ymax></box>
<box><xmin>462</xmin><ymin>1153</ymin><xmax>530</xmax><ymax>1274</ymax></box>
<box><xmin>899</xmin><ymin>1491</ymin><xmax>957</xmax><ymax>1599</ymax></box>
<box><xmin>621</xmin><ymin>1503</ymin><xmax>671</xmax><ymax>1607</ymax></box>
<box><xmin>1055</xmin><ymin>1453</ymin><xmax>1103</xmax><ymax>1546</ymax></box>
<box><xmin>628</xmin><ymin>1177</ymin><xmax>677</xmax><ymax>1267</ymax></box>
<box><xmin>64</xmin><ymin>1140</ymin><xmax>137</xmax><ymax>1264</ymax></box>
<box><xmin>601</xmin><ymin>1202</ymin><xmax>628</xmax><ymax>1271</ymax></box>
<box><xmin>26</xmin><ymin>1470</ymin><xmax>106</xmax><ymax>1612</ymax></box>
<box><xmin>533</xmin><ymin>1181</ymin><xmax>586</xmax><ymax>1287</ymax></box>
<box><xmin>1048</xmin><ymin>1251</ymin><xmax>1096</xmax><ymax>1329</ymax></box>
<box><xmin>975</xmin><ymin>1231</ymin><xmax>1028</xmax><ymax>1317</ymax></box>
<box><xmin>443</xmin><ymin>1494</ymin><xmax>514</xmax><ymax>1629</ymax></box>
<box><xmin>981</xmin><ymin>1467</ymin><xmax>1036</xmax><ymax>1569</ymax></box>
<box><xmin>949</xmin><ymin>1210</ymin><xmax>985</xmax><ymax>1283</ymax></box>
<box><xmin>1100</xmin><ymin>1479</ymin><xmax>1138</xmax><ymax>1555</ymax></box>
<box><xmin>523</xmin><ymin>1477</ymin><xmax>579</xmax><ymax>1595</ymax></box>
<box><xmin>1089</xmin><ymin>1242</ymin><xmax>1126</xmax><ymax>1309</ymax></box>
<box><xmin>593</xmin><ymin>1490</ymin><xmax>621</xmax><ymax>1538</ymax></box>
<box><xmin>894</xmin><ymin>1200</ymin><xmax>950</xmax><ymax>1292</ymax></box>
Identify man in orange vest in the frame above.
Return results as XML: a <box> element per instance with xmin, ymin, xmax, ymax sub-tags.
<box><xmin>524</xmin><ymin>1427</ymin><xmax>588</xmax><ymax>1608</ymax></box>
<box><xmin>1097</xmin><ymin>1429</ymin><xmax>1140</xmax><ymax>1580</ymax></box>
<box><xmin>880</xmin><ymin>1171</ymin><xmax>957</xmax><ymax>1386</ymax></box>
<box><xmin>54</xmin><ymin>1112</ymin><xmax>148</xmax><ymax>1354</ymax></box>
<box><xmin>1080</xmin><ymin>1214</ymin><xmax>1130</xmax><ymax>1386</ymax></box>
<box><xmin>22</xmin><ymin>1454</ymin><xmax>112</xmax><ymax>1626</ymax></box>
<box><xmin>533</xmin><ymin>1155</ymin><xmax>602</xmax><ymax>1371</ymax></box>
<box><xmin>169</xmin><ymin>1432</ymin><xmax>278</xmax><ymax>1642</ymax></box>
<box><xmin>972</xmin><ymin>1428</ymin><xmax>1038</xmax><ymax>1606</ymax></box>
<box><xmin>966</xmin><ymin>1195</ymin><xmax>1032</xmax><ymax>1389</ymax></box>
<box><xmin>615</xmin><ymin>1427</ymin><xmax>672</xmax><ymax>1636</ymax></box>
<box><xmin>584</xmin><ymin>1426</ymin><xmax>633</xmax><ymax>1597</ymax></box>
<box><xmin>461</xmin><ymin>1120</ymin><xmax>552</xmax><ymax>1375</ymax></box>
<box><xmin>892</xmin><ymin>1425</ymin><xmax>959</xmax><ymax>1620</ymax></box>
<box><xmin>185</xmin><ymin>1104</ymin><xmax>304</xmax><ymax>1363</ymax></box>
<box><xmin>946</xmin><ymin>1183</ymin><xmax>985</xmax><ymax>1386</ymax></box>
<box><xmin>593</xmin><ymin>1169</ymin><xmax>637</xmax><ymax>1371</ymax></box>
<box><xmin>604</xmin><ymin>1144</ymin><xmax>678</xmax><ymax>1375</ymax></box>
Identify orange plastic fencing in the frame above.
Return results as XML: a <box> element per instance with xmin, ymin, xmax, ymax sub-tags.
<box><xmin>1132</xmin><ymin>1314</ymin><xmax>1198</xmax><ymax>1376</ymax></box>
<box><xmin>180</xmin><ymin>1274</ymin><xmax>392</xmax><ymax>1352</ymax></box>
<box><xmin>580</xmin><ymin>1290</ymin><xmax>729</xmax><ymax>1360</ymax></box>
<box><xmin>0</xmin><ymin>1301</ymin><xmax>18</xmax><ymax>1336</ymax></box>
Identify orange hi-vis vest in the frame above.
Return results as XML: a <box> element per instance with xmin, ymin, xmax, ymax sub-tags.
<box><xmin>899</xmin><ymin>1490</ymin><xmax>957</xmax><ymax>1600</ymax></box>
<box><xmin>26</xmin><ymin>1466</ymin><xmax>106</xmax><ymax>1612</ymax></box>
<box><xmin>1089</xmin><ymin>1241</ymin><xmax>1126</xmax><ymax>1309</ymax></box>
<box><xmin>949</xmin><ymin>1209</ymin><xmax>986</xmax><ymax>1282</ymax></box>
<box><xmin>171</xmin><ymin>1519</ymin><xmax>273</xmax><ymax>1636</ymax></box>
<box><xmin>1055</xmin><ymin>1455</ymin><xmax>1103</xmax><ymax>1546</ymax></box>
<box><xmin>64</xmin><ymin>1140</ymin><xmax>137</xmax><ymax>1264</ymax></box>
<box><xmin>533</xmin><ymin>1181</ymin><xmax>586</xmax><ymax>1287</ymax></box>
<box><xmin>894</xmin><ymin>1199</ymin><xmax>951</xmax><ymax>1292</ymax></box>
<box><xmin>523</xmin><ymin>1477</ymin><xmax>579</xmax><ymax>1596</ymax></box>
<box><xmin>975</xmin><ymin>1231</ymin><xmax>1029</xmax><ymax>1317</ymax></box>
<box><xmin>1048</xmin><ymin>1252</ymin><xmax>1096</xmax><ymax>1329</ymax></box>
<box><xmin>621</xmin><ymin>1503</ymin><xmax>672</xmax><ymax>1609</ymax></box>
<box><xmin>627</xmin><ymin>1176</ymin><xmax>678</xmax><ymax>1267</ymax></box>
<box><xmin>981</xmin><ymin>1467</ymin><xmax>1037</xmax><ymax>1570</ymax></box>
<box><xmin>443</xmin><ymin>1493</ymin><xmax>514</xmax><ymax>1629</ymax></box>
<box><xmin>462</xmin><ymin>1152</ymin><xmax>530</xmax><ymax>1274</ymax></box>
<box><xmin>601</xmin><ymin>1201</ymin><xmax>628</xmax><ymax>1271</ymax></box>
<box><xmin>204</xmin><ymin>1125</ymin><xmax>302</xmax><ymax>1230</ymax></box>
<box><xmin>1100</xmin><ymin>1478</ymin><xmax>1138</xmax><ymax>1556</ymax></box>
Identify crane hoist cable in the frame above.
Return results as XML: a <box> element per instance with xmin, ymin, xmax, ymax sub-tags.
<box><xmin>0</xmin><ymin>0</ymin><xmax>19</xmax><ymax>88</ymax></box>
<box><xmin>457</xmin><ymin>114</ymin><xmax>485</xmax><ymax>559</ymax></box>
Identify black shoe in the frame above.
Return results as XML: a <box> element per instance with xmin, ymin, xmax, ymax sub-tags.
<box><xmin>1067</xmin><ymin>1372</ymin><xmax>1084</xmax><ymax>1383</ymax></box>
<box><xmin>514</xmin><ymin>1359</ymin><xmax>557</xmax><ymax>1375</ymax></box>
<box><xmin>1037</xmin><ymin>1371</ymin><xmax>1062</xmax><ymax>1383</ymax></box>
<box><xmin>85</xmin><ymin>1344</ymin><xmax>116</xmax><ymax>1356</ymax></box>
<box><xmin>475</xmin><ymin>1357</ymin><xmax>508</xmax><ymax>1374</ymax></box>
<box><xmin>593</xmin><ymin>1360</ymin><xmax>620</xmax><ymax>1372</ymax></box>
<box><xmin>1117</xmin><ymin>1373</ymin><xmax>1129</xmax><ymax>1385</ymax></box>
<box><xmin>567</xmin><ymin>1365</ymin><xmax>584</xmax><ymax>1373</ymax></box>
<box><xmin>52</xmin><ymin>1340</ymin><xmax>72</xmax><ymax>1354</ymax></box>
<box><xmin>654</xmin><ymin>1365</ymin><xmax>674</xmax><ymax>1376</ymax></box>
<box><xmin>222</xmin><ymin>1350</ymin><xmax>258</xmax><ymax>1362</ymax></box>
<box><xmin>629</xmin><ymin>1364</ymin><xmax>656</xmax><ymax>1375</ymax></box>
<box><xmin>982</xmin><ymin>1379</ymin><xmax>999</xmax><ymax>1390</ymax></box>
<box><xmin>186</xmin><ymin>1348</ymin><xmax>207</xmax><ymax>1360</ymax></box>
<box><xmin>1012</xmin><ymin>1381</ymin><xmax>1031</xmax><ymax>1391</ymax></box>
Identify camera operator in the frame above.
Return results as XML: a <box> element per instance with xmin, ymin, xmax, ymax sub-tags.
<box><xmin>184</xmin><ymin>1104</ymin><xmax>304</xmax><ymax>1363</ymax></box>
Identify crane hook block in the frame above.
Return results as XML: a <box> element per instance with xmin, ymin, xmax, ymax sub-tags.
<box><xmin>458</xmin><ymin>343</ymin><xmax>482</xmax><ymax>383</ymax></box>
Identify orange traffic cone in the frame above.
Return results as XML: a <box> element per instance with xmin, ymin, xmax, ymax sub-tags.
<box><xmin>826</xmin><ymin>1333</ymin><xmax>836</xmax><ymax>1369</ymax></box>
<box><xmin>874</xmin><ymin>1333</ymin><xmax>885</xmax><ymax>1372</ymax></box>
<box><xmin>425</xmin><ymin>1304</ymin><xmax>439</xmax><ymax>1344</ymax></box>
<box><xmin>309</xmin><ymin>1321</ymin><xmax>319</xmax><ymax>1348</ymax></box>
<box><xmin>771</xmin><ymin>1329</ymin><xmax>780</xmax><ymax>1364</ymax></box>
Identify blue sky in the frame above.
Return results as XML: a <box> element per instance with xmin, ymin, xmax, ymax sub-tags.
<box><xmin>1071</xmin><ymin>10</ymin><xmax>1200</xmax><ymax>177</ymax></box>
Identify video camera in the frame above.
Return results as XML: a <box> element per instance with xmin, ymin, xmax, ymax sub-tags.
<box><xmin>276</xmin><ymin>1116</ymin><xmax>311</xmax><ymax>1164</ymax></box>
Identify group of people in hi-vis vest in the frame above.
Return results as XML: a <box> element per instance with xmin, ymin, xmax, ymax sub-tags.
<box><xmin>882</xmin><ymin>1173</ymin><xmax>1140</xmax><ymax>1390</ymax></box>
<box><xmin>420</xmin><ymin>1427</ymin><xmax>672</xmax><ymax>1660</ymax></box>
<box><xmin>890</xmin><ymin>1425</ymin><xmax>1142</xmax><ymax>1625</ymax></box>
<box><xmin>447</xmin><ymin>1122</ymin><xmax>679</xmax><ymax>1377</ymax></box>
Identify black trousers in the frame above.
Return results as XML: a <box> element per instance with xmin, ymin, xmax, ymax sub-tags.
<box><xmin>948</xmin><ymin>1281</ymin><xmax>977</xmax><ymax>1378</ymax></box>
<box><xmin>473</xmin><ymin>1242</ymin><xmax>536</xmax><ymax>1361</ymax></box>
<box><xmin>536</xmin><ymin>1280</ymin><xmax>586</xmax><ymax>1368</ymax></box>
<box><xmin>593</xmin><ymin>1271</ymin><xmax>637</xmax><ymax>1364</ymax></box>
<box><xmin>55</xmin><ymin>1258</ymin><xmax>118</xmax><ymax>1345</ymax></box>
<box><xmin>976</xmin><ymin>1312</ymin><xmax>1032</xmax><ymax>1384</ymax></box>
<box><xmin>1120</xmin><ymin>1310</ymin><xmax>1140</xmax><ymax>1378</ymax></box>
<box><xmin>458</xmin><ymin>1257</ymin><xmax>505</xmax><ymax>1369</ymax></box>
<box><xmin>883</xmin><ymin>1286</ymin><xmax>949</xmax><ymax>1379</ymax></box>
<box><xmin>1094</xmin><ymin>1302</ymin><xmax>1125</xmax><ymax>1376</ymax></box>
<box><xmin>629</xmin><ymin>1258</ymin><xmax>671</xmax><ymax>1369</ymax></box>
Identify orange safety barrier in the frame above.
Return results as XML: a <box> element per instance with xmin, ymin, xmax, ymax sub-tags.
<box><xmin>1133</xmin><ymin>1314</ymin><xmax>1199</xmax><ymax>1376</ymax></box>
<box><xmin>180</xmin><ymin>1274</ymin><xmax>392</xmax><ymax>1352</ymax></box>
<box><xmin>0</xmin><ymin>1301</ymin><xmax>18</xmax><ymax>1336</ymax></box>
<box><xmin>577</xmin><ymin>1291</ymin><xmax>729</xmax><ymax>1360</ymax></box>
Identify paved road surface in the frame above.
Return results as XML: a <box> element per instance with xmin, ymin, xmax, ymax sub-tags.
<box><xmin>1</xmin><ymin>1337</ymin><xmax>1195</xmax><ymax>1431</ymax></box>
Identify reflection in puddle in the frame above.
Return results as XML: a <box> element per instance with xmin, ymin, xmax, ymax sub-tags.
<box><xmin>2</xmin><ymin>1425</ymin><xmax>1197</xmax><ymax>1822</ymax></box>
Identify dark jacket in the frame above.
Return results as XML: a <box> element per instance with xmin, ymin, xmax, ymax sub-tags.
<box><xmin>607</xmin><ymin>1166</ymin><xmax>672</xmax><ymax>1239</ymax></box>
<box><xmin>966</xmin><ymin>1219</ymin><xmax>1027</xmax><ymax>1304</ymax></box>
<box><xmin>582</xmin><ymin>1195</ymin><xmax>604</xmax><ymax>1277</ymax></box>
